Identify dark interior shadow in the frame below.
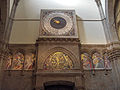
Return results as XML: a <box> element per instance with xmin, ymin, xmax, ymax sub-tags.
<box><xmin>44</xmin><ymin>81</ymin><xmax>75</xmax><ymax>90</ymax></box>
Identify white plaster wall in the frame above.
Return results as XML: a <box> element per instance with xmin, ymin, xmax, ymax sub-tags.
<box><xmin>10</xmin><ymin>21</ymin><xmax>39</xmax><ymax>44</ymax></box>
<box><xmin>9</xmin><ymin>0</ymin><xmax>107</xmax><ymax>44</ymax></box>
<box><xmin>78</xmin><ymin>20</ymin><xmax>106</xmax><ymax>44</ymax></box>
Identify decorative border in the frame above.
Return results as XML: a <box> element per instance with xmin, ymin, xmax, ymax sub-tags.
<box><xmin>40</xmin><ymin>9</ymin><xmax>78</xmax><ymax>38</ymax></box>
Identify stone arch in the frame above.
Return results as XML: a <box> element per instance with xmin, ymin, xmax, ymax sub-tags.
<box><xmin>80</xmin><ymin>51</ymin><xmax>92</xmax><ymax>70</ymax></box>
<box><xmin>80</xmin><ymin>49</ymin><xmax>90</xmax><ymax>55</ymax></box>
<box><xmin>91</xmin><ymin>50</ymin><xmax>104</xmax><ymax>69</ymax></box>
<box><xmin>3</xmin><ymin>48</ymin><xmax>15</xmax><ymax>70</ymax></box>
<box><xmin>24</xmin><ymin>52</ymin><xmax>35</xmax><ymax>70</ymax></box>
<box><xmin>5</xmin><ymin>51</ymin><xmax>13</xmax><ymax>70</ymax></box>
<box><xmin>90</xmin><ymin>49</ymin><xmax>101</xmax><ymax>56</ymax></box>
<box><xmin>14</xmin><ymin>49</ymin><xmax>25</xmax><ymax>55</ymax></box>
<box><xmin>44</xmin><ymin>52</ymin><xmax>74</xmax><ymax>70</ymax></box>
<box><xmin>12</xmin><ymin>49</ymin><xmax>25</xmax><ymax>70</ymax></box>
<box><xmin>41</xmin><ymin>47</ymin><xmax>78</xmax><ymax>69</ymax></box>
<box><xmin>102</xmin><ymin>49</ymin><xmax>108</xmax><ymax>55</ymax></box>
<box><xmin>103</xmin><ymin>51</ymin><xmax>112</xmax><ymax>69</ymax></box>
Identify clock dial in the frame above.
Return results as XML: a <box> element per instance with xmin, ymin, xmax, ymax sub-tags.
<box><xmin>42</xmin><ymin>12</ymin><xmax>73</xmax><ymax>35</ymax></box>
<box><xmin>50</xmin><ymin>17</ymin><xmax>67</xmax><ymax>29</ymax></box>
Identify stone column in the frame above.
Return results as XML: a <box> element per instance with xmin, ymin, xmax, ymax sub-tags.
<box><xmin>3</xmin><ymin>0</ymin><xmax>20</xmax><ymax>49</ymax></box>
<box><xmin>75</xmin><ymin>76</ymin><xmax>85</xmax><ymax>90</ymax></box>
<box><xmin>95</xmin><ymin>0</ymin><xmax>111</xmax><ymax>43</ymax></box>
<box><xmin>0</xmin><ymin>49</ymin><xmax>9</xmax><ymax>90</ymax></box>
<box><xmin>0</xmin><ymin>0</ymin><xmax>20</xmax><ymax>89</ymax></box>
<box><xmin>108</xmin><ymin>49</ymin><xmax>120</xmax><ymax>89</ymax></box>
<box><xmin>0</xmin><ymin>0</ymin><xmax>8</xmax><ymax>89</ymax></box>
<box><xmin>107</xmin><ymin>0</ymin><xmax>119</xmax><ymax>42</ymax></box>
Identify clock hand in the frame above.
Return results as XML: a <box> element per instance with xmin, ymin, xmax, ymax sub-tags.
<box><xmin>53</xmin><ymin>19</ymin><xmax>60</xmax><ymax>24</ymax></box>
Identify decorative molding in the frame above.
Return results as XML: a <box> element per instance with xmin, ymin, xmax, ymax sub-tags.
<box><xmin>40</xmin><ymin>10</ymin><xmax>78</xmax><ymax>38</ymax></box>
<box><xmin>37</xmin><ymin>37</ymin><xmax>80</xmax><ymax>44</ymax></box>
<box><xmin>38</xmin><ymin>47</ymin><xmax>79</xmax><ymax>70</ymax></box>
<box><xmin>7</xmin><ymin>43</ymin><xmax>120</xmax><ymax>63</ymax></box>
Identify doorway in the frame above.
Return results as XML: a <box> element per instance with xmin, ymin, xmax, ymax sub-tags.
<box><xmin>44</xmin><ymin>81</ymin><xmax>75</xmax><ymax>90</ymax></box>
<box><xmin>45</xmin><ymin>85</ymin><xmax>73</xmax><ymax>90</ymax></box>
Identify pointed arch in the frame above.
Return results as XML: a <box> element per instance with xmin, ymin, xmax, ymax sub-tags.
<box><xmin>44</xmin><ymin>51</ymin><xmax>73</xmax><ymax>70</ymax></box>
<box><xmin>24</xmin><ymin>52</ymin><xmax>35</xmax><ymax>70</ymax></box>
<box><xmin>92</xmin><ymin>52</ymin><xmax>104</xmax><ymax>69</ymax></box>
<box><xmin>40</xmin><ymin>47</ymin><xmax>78</xmax><ymax>70</ymax></box>
<box><xmin>103</xmin><ymin>52</ymin><xmax>112</xmax><ymax>69</ymax></box>
<box><xmin>5</xmin><ymin>52</ymin><xmax>12</xmax><ymax>70</ymax></box>
<box><xmin>12</xmin><ymin>51</ymin><xmax>24</xmax><ymax>70</ymax></box>
<box><xmin>81</xmin><ymin>52</ymin><xmax>92</xmax><ymax>69</ymax></box>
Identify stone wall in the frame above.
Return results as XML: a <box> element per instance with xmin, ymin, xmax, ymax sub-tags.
<box><xmin>1</xmin><ymin>71</ymin><xmax>33</xmax><ymax>90</ymax></box>
<box><xmin>0</xmin><ymin>0</ymin><xmax>9</xmax><ymax>89</ymax></box>
<box><xmin>1</xmin><ymin>44</ymin><xmax>118</xmax><ymax>90</ymax></box>
<box><xmin>1</xmin><ymin>44</ymin><xmax>35</xmax><ymax>90</ymax></box>
<box><xmin>84</xmin><ymin>70</ymin><xmax>114</xmax><ymax>90</ymax></box>
<box><xmin>0</xmin><ymin>0</ymin><xmax>7</xmax><ymax>42</ymax></box>
<box><xmin>81</xmin><ymin>44</ymin><xmax>115</xmax><ymax>90</ymax></box>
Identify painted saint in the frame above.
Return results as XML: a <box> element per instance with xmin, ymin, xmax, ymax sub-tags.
<box><xmin>81</xmin><ymin>53</ymin><xmax>92</xmax><ymax>69</ymax></box>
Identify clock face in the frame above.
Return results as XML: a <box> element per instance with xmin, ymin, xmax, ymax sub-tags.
<box><xmin>50</xmin><ymin>17</ymin><xmax>67</xmax><ymax>29</ymax></box>
<box><xmin>42</xmin><ymin>12</ymin><xmax>73</xmax><ymax>35</ymax></box>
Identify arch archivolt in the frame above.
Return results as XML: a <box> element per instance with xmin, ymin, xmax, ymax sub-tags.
<box><xmin>40</xmin><ymin>47</ymin><xmax>79</xmax><ymax>70</ymax></box>
<box><xmin>80</xmin><ymin>49</ymin><xmax>103</xmax><ymax>58</ymax></box>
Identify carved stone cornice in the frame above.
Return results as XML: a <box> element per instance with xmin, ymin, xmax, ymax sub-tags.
<box><xmin>106</xmin><ymin>41</ymin><xmax>120</xmax><ymax>50</ymax></box>
<box><xmin>81</xmin><ymin>44</ymin><xmax>106</xmax><ymax>48</ymax></box>
<box><xmin>36</xmin><ymin>38</ymin><xmax>80</xmax><ymax>44</ymax></box>
<box><xmin>7</xmin><ymin>42</ymin><xmax>120</xmax><ymax>62</ymax></box>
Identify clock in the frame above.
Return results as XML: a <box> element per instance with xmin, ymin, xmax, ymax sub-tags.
<box><xmin>40</xmin><ymin>10</ymin><xmax>78</xmax><ymax>37</ymax></box>
<box><xmin>50</xmin><ymin>17</ymin><xmax>67</xmax><ymax>29</ymax></box>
